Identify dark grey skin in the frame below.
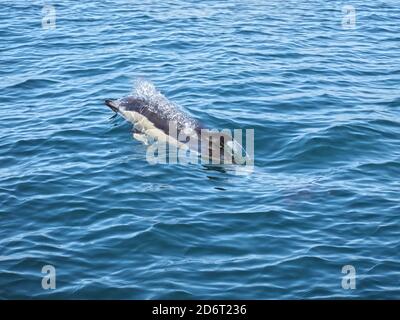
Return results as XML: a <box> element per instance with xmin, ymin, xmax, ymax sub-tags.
<box><xmin>106</xmin><ymin>97</ymin><xmax>202</xmax><ymax>138</ymax></box>
<box><xmin>105</xmin><ymin>97</ymin><xmax>245</xmax><ymax>164</ymax></box>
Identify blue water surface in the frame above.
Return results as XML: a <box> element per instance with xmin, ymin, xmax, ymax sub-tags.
<box><xmin>1</xmin><ymin>0</ymin><xmax>399</xmax><ymax>299</ymax></box>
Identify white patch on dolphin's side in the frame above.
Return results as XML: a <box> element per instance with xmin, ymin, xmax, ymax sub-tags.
<box><xmin>133</xmin><ymin>133</ymin><xmax>149</xmax><ymax>145</ymax></box>
<box><xmin>119</xmin><ymin>109</ymin><xmax>187</xmax><ymax>150</ymax></box>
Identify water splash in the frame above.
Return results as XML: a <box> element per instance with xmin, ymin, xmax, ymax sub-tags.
<box><xmin>131</xmin><ymin>79</ymin><xmax>199</xmax><ymax>129</ymax></box>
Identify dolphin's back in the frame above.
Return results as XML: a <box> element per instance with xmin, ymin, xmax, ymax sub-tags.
<box><xmin>121</xmin><ymin>96</ymin><xmax>202</xmax><ymax>136</ymax></box>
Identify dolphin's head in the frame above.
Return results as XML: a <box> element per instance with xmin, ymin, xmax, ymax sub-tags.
<box><xmin>105</xmin><ymin>99</ymin><xmax>120</xmax><ymax>113</ymax></box>
<box><xmin>105</xmin><ymin>96</ymin><xmax>146</xmax><ymax>113</ymax></box>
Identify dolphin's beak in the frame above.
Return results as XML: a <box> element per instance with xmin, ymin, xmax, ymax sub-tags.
<box><xmin>105</xmin><ymin>99</ymin><xmax>119</xmax><ymax>113</ymax></box>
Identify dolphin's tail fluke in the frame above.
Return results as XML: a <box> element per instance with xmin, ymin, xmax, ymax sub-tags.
<box><xmin>105</xmin><ymin>99</ymin><xmax>119</xmax><ymax>113</ymax></box>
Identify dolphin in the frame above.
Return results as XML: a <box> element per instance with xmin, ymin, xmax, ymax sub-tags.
<box><xmin>105</xmin><ymin>96</ymin><xmax>201</xmax><ymax>145</ymax></box>
<box><xmin>105</xmin><ymin>95</ymin><xmax>247</xmax><ymax>165</ymax></box>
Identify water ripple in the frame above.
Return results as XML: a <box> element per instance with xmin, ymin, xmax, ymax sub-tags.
<box><xmin>0</xmin><ymin>0</ymin><xmax>399</xmax><ymax>299</ymax></box>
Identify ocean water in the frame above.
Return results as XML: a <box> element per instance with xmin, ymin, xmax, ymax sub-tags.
<box><xmin>1</xmin><ymin>0</ymin><xmax>399</xmax><ymax>299</ymax></box>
